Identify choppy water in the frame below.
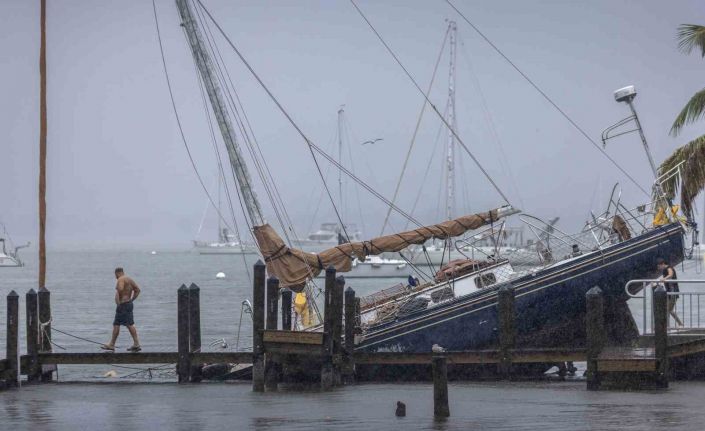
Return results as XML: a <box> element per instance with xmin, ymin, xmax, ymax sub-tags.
<box><xmin>2</xmin><ymin>249</ymin><xmax>705</xmax><ymax>430</ymax></box>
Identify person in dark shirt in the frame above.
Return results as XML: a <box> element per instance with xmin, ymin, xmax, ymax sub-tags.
<box><xmin>657</xmin><ymin>257</ymin><xmax>683</xmax><ymax>327</ymax></box>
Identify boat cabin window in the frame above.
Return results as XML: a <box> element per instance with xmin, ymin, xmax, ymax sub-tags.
<box><xmin>474</xmin><ymin>272</ymin><xmax>497</xmax><ymax>289</ymax></box>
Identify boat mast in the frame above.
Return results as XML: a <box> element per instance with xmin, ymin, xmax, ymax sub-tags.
<box><xmin>337</xmin><ymin>106</ymin><xmax>345</xmax><ymax>231</ymax></box>
<box><xmin>445</xmin><ymin>21</ymin><xmax>457</xmax><ymax>221</ymax></box>
<box><xmin>38</xmin><ymin>0</ymin><xmax>47</xmax><ymax>288</ymax></box>
<box><xmin>176</xmin><ymin>0</ymin><xmax>265</xmax><ymax>227</ymax></box>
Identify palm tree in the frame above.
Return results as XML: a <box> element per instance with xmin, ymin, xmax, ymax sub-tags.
<box><xmin>659</xmin><ymin>24</ymin><xmax>705</xmax><ymax>218</ymax></box>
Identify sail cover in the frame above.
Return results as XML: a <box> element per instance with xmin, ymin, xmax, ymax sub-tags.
<box><xmin>254</xmin><ymin>206</ymin><xmax>516</xmax><ymax>288</ymax></box>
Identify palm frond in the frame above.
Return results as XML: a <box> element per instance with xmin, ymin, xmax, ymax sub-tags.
<box><xmin>677</xmin><ymin>24</ymin><xmax>705</xmax><ymax>57</ymax></box>
<box><xmin>657</xmin><ymin>134</ymin><xmax>705</xmax><ymax>218</ymax></box>
<box><xmin>670</xmin><ymin>87</ymin><xmax>705</xmax><ymax>136</ymax></box>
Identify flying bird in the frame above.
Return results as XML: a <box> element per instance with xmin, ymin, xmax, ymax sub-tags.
<box><xmin>361</xmin><ymin>138</ymin><xmax>383</xmax><ymax>145</ymax></box>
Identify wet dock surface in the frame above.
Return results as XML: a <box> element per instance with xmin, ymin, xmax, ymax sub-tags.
<box><xmin>1</xmin><ymin>380</ymin><xmax>703</xmax><ymax>430</ymax></box>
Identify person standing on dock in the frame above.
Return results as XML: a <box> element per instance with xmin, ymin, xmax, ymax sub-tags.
<box><xmin>102</xmin><ymin>267</ymin><xmax>142</xmax><ymax>352</ymax></box>
<box><xmin>656</xmin><ymin>258</ymin><xmax>683</xmax><ymax>327</ymax></box>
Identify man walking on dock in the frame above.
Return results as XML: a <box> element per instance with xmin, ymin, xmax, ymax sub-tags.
<box><xmin>102</xmin><ymin>267</ymin><xmax>142</xmax><ymax>352</ymax></box>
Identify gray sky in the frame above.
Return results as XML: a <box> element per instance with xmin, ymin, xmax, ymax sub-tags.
<box><xmin>1</xmin><ymin>0</ymin><xmax>704</xmax><ymax>249</ymax></box>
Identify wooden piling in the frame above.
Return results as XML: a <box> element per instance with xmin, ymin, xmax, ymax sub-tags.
<box><xmin>38</xmin><ymin>286</ymin><xmax>54</xmax><ymax>382</ymax></box>
<box><xmin>343</xmin><ymin>286</ymin><xmax>356</xmax><ymax>383</ymax></box>
<box><xmin>586</xmin><ymin>286</ymin><xmax>604</xmax><ymax>391</ymax></box>
<box><xmin>6</xmin><ymin>291</ymin><xmax>19</xmax><ymax>388</ymax></box>
<box><xmin>26</xmin><ymin>289</ymin><xmax>40</xmax><ymax>382</ymax></box>
<box><xmin>252</xmin><ymin>260</ymin><xmax>266</xmax><ymax>392</ymax></box>
<box><xmin>177</xmin><ymin>284</ymin><xmax>190</xmax><ymax>383</ymax></box>
<box><xmin>281</xmin><ymin>289</ymin><xmax>292</xmax><ymax>331</ymax></box>
<box><xmin>653</xmin><ymin>285</ymin><xmax>669</xmax><ymax>388</ymax></box>
<box><xmin>321</xmin><ymin>266</ymin><xmax>336</xmax><ymax>390</ymax></box>
<box><xmin>432</xmin><ymin>355</ymin><xmax>450</xmax><ymax>418</ymax></box>
<box><xmin>265</xmin><ymin>276</ymin><xmax>280</xmax><ymax>391</ymax></box>
<box><xmin>497</xmin><ymin>284</ymin><xmax>515</xmax><ymax>379</ymax></box>
<box><xmin>332</xmin><ymin>275</ymin><xmax>345</xmax><ymax>385</ymax></box>
<box><xmin>188</xmin><ymin>283</ymin><xmax>202</xmax><ymax>383</ymax></box>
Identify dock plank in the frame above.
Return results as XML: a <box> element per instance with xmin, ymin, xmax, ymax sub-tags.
<box><xmin>37</xmin><ymin>351</ymin><xmax>253</xmax><ymax>366</ymax></box>
<box><xmin>262</xmin><ymin>330</ymin><xmax>324</xmax><ymax>345</ymax></box>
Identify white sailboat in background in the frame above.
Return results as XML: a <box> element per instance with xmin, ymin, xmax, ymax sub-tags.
<box><xmin>192</xmin><ymin>173</ymin><xmax>257</xmax><ymax>255</ymax></box>
<box><xmin>0</xmin><ymin>223</ymin><xmax>29</xmax><ymax>267</ymax></box>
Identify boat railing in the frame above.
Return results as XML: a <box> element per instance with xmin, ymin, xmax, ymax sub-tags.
<box><xmin>626</xmin><ymin>279</ymin><xmax>705</xmax><ymax>336</ymax></box>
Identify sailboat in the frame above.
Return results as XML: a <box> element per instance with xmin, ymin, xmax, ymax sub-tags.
<box><xmin>0</xmin><ymin>229</ymin><xmax>28</xmax><ymax>268</ymax></box>
<box><xmin>192</xmin><ymin>176</ymin><xmax>257</xmax><ymax>255</ymax></box>
<box><xmin>169</xmin><ymin>2</ymin><xmax>684</xmax><ymax>359</ymax></box>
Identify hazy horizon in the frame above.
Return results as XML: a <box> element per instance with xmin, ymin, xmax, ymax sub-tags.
<box><xmin>2</xmin><ymin>0</ymin><xmax>705</xmax><ymax>249</ymax></box>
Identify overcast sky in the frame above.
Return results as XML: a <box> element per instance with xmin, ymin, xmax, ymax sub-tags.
<box><xmin>1</xmin><ymin>0</ymin><xmax>704</xmax><ymax>249</ymax></box>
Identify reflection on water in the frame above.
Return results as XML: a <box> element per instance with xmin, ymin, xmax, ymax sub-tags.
<box><xmin>0</xmin><ymin>381</ymin><xmax>703</xmax><ymax>430</ymax></box>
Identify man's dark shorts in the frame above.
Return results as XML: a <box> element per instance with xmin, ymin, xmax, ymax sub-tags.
<box><xmin>113</xmin><ymin>301</ymin><xmax>134</xmax><ymax>326</ymax></box>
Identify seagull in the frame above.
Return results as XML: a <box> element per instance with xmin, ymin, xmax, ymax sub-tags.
<box><xmin>431</xmin><ymin>344</ymin><xmax>446</xmax><ymax>353</ymax></box>
<box><xmin>361</xmin><ymin>138</ymin><xmax>383</xmax><ymax>145</ymax></box>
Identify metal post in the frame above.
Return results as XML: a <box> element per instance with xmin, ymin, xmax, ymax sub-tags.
<box><xmin>6</xmin><ymin>291</ymin><xmax>19</xmax><ymax>388</ymax></box>
<box><xmin>343</xmin><ymin>286</ymin><xmax>356</xmax><ymax>383</ymax></box>
<box><xmin>188</xmin><ymin>283</ymin><xmax>202</xmax><ymax>383</ymax></box>
<box><xmin>177</xmin><ymin>285</ymin><xmax>190</xmax><ymax>383</ymax></box>
<box><xmin>281</xmin><ymin>289</ymin><xmax>292</xmax><ymax>331</ymax></box>
<box><xmin>265</xmin><ymin>276</ymin><xmax>279</xmax><ymax>391</ymax></box>
<box><xmin>252</xmin><ymin>261</ymin><xmax>266</xmax><ymax>392</ymax></box>
<box><xmin>497</xmin><ymin>284</ymin><xmax>515</xmax><ymax>380</ymax></box>
<box><xmin>38</xmin><ymin>286</ymin><xmax>54</xmax><ymax>382</ymax></box>
<box><xmin>586</xmin><ymin>286</ymin><xmax>605</xmax><ymax>391</ymax></box>
<box><xmin>432</xmin><ymin>355</ymin><xmax>450</xmax><ymax>418</ymax></box>
<box><xmin>653</xmin><ymin>286</ymin><xmax>669</xmax><ymax>388</ymax></box>
<box><xmin>321</xmin><ymin>266</ymin><xmax>336</xmax><ymax>390</ymax></box>
<box><xmin>25</xmin><ymin>289</ymin><xmax>40</xmax><ymax>382</ymax></box>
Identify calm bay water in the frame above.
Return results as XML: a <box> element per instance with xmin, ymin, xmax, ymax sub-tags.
<box><xmin>2</xmin><ymin>248</ymin><xmax>705</xmax><ymax>430</ymax></box>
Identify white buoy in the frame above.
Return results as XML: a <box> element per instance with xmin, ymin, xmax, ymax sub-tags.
<box><xmin>104</xmin><ymin>370</ymin><xmax>118</xmax><ymax>378</ymax></box>
<box><xmin>216</xmin><ymin>272</ymin><xmax>226</xmax><ymax>279</ymax></box>
<box><xmin>150</xmin><ymin>251</ymin><xmax>157</xmax><ymax>255</ymax></box>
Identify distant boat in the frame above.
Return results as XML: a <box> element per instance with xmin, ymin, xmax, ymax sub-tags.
<box><xmin>0</xmin><ymin>225</ymin><xmax>29</xmax><ymax>268</ymax></box>
<box><xmin>294</xmin><ymin>222</ymin><xmax>362</xmax><ymax>248</ymax></box>
<box><xmin>193</xmin><ymin>227</ymin><xmax>258</xmax><ymax>255</ymax></box>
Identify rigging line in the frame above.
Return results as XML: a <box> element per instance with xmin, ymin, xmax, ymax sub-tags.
<box><xmin>180</xmin><ymin>24</ymin><xmax>258</xmax><ymax>250</ymax></box>
<box><xmin>193</xmin><ymin>4</ymin><xmax>293</xmax><ymax>246</ymax></box>
<box><xmin>444</xmin><ymin>0</ymin><xmax>650</xmax><ymax>197</ymax></box>
<box><xmin>151</xmin><ymin>0</ymin><xmax>236</xmax><ymax>235</ymax></box>
<box><xmin>192</xmin><ymin>50</ymin><xmax>253</xmax><ymax>282</ymax></box>
<box><xmin>349</xmin><ymin>0</ymin><xmax>511</xmax><ymax>206</ymax></box>
<box><xmin>380</xmin><ymin>25</ymin><xmax>450</xmax><ymax>236</ymax></box>
<box><xmin>191</xmin><ymin>5</ymin><xmax>280</xmax><ymax>237</ymax></box>
<box><xmin>197</xmin><ymin>1</ymin><xmax>350</xmax><ymax>245</ymax></box>
<box><xmin>457</xmin><ymin>31</ymin><xmax>525</xmax><ymax>209</ymax></box>
<box><xmin>195</xmin><ymin>0</ymin><xmax>423</xmax><ymax>231</ymax></box>
<box><xmin>404</xmin><ymin>103</ymin><xmax>449</xmax><ymax>231</ymax></box>
<box><xmin>195</xmin><ymin>1</ymin><xmax>303</xmax><ymax>245</ymax></box>
<box><xmin>342</xmin><ymin>116</ymin><xmax>367</xmax><ymax>236</ymax></box>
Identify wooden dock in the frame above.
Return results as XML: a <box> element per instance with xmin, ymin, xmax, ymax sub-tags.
<box><xmin>4</xmin><ymin>263</ymin><xmax>705</xmax><ymax>392</ymax></box>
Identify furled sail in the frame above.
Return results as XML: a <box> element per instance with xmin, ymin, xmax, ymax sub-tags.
<box><xmin>254</xmin><ymin>205</ymin><xmax>518</xmax><ymax>288</ymax></box>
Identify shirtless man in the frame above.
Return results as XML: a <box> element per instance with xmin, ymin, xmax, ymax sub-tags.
<box><xmin>102</xmin><ymin>267</ymin><xmax>141</xmax><ymax>352</ymax></box>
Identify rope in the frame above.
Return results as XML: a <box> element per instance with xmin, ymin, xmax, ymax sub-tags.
<box><xmin>444</xmin><ymin>0</ymin><xmax>650</xmax><ymax>197</ymax></box>
<box><xmin>349</xmin><ymin>0</ymin><xmax>511</xmax><ymax>205</ymax></box>
<box><xmin>195</xmin><ymin>0</ymin><xmax>425</xmax><ymax>230</ymax></box>
<box><xmin>150</xmin><ymin>0</ymin><xmax>238</xmax><ymax>236</ymax></box>
<box><xmin>380</xmin><ymin>24</ymin><xmax>451</xmax><ymax>235</ymax></box>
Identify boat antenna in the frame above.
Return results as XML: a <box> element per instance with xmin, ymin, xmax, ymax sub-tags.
<box><xmin>349</xmin><ymin>0</ymin><xmax>512</xmax><ymax>206</ymax></box>
<box><xmin>444</xmin><ymin>0</ymin><xmax>650</xmax><ymax>197</ymax></box>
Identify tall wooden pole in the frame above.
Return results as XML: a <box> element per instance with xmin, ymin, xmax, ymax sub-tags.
<box><xmin>38</xmin><ymin>0</ymin><xmax>48</xmax><ymax>289</ymax></box>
